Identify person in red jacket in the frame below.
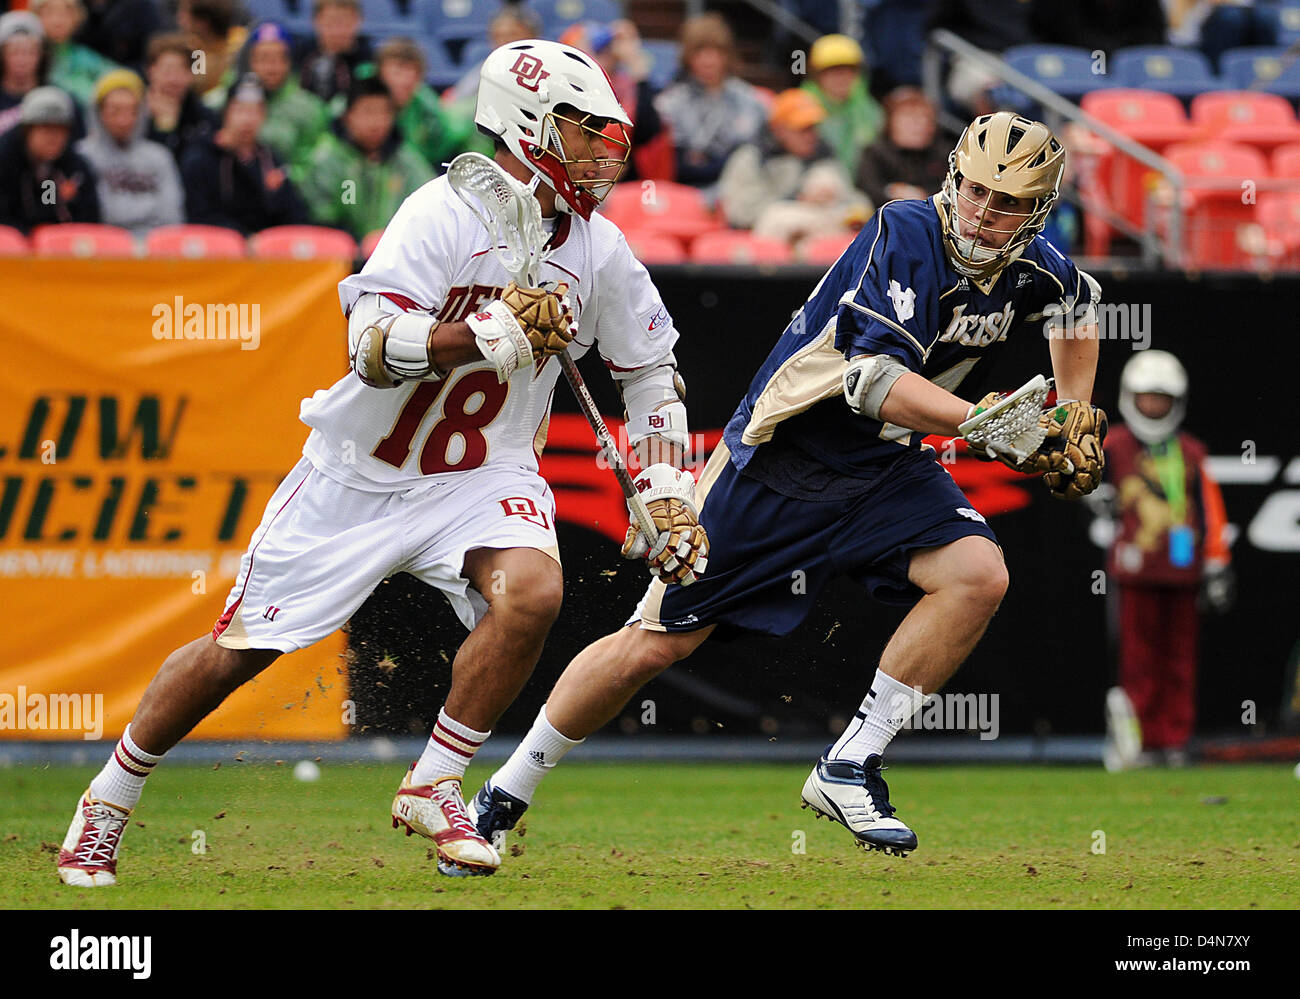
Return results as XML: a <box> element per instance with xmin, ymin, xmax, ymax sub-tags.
<box><xmin>1098</xmin><ymin>349</ymin><xmax>1232</xmax><ymax>768</ymax></box>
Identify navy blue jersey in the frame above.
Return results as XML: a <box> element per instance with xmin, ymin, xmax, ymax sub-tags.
<box><xmin>722</xmin><ymin>197</ymin><xmax>1099</xmax><ymax>479</ymax></box>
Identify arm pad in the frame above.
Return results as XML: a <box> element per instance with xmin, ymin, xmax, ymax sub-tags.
<box><xmin>843</xmin><ymin>353</ymin><xmax>909</xmax><ymax>419</ymax></box>
<box><xmin>615</xmin><ymin>355</ymin><xmax>690</xmax><ymax>450</ymax></box>
<box><xmin>347</xmin><ymin>293</ymin><xmax>444</xmax><ymax>388</ymax></box>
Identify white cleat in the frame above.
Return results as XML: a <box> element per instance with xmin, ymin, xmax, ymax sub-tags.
<box><xmin>1103</xmin><ymin>686</ymin><xmax>1143</xmax><ymax>772</ymax></box>
<box><xmin>391</xmin><ymin>765</ymin><xmax>501</xmax><ymax>877</ymax></box>
<box><xmin>800</xmin><ymin>755</ymin><xmax>918</xmax><ymax>857</ymax></box>
<box><xmin>57</xmin><ymin>790</ymin><xmax>131</xmax><ymax>887</ymax></box>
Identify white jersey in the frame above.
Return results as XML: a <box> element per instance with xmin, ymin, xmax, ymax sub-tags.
<box><xmin>299</xmin><ymin>175</ymin><xmax>679</xmax><ymax>491</ymax></box>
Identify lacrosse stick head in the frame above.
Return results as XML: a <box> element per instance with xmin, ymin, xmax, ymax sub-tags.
<box><xmin>475</xmin><ymin>39</ymin><xmax>631</xmax><ymax>220</ymax></box>
<box><xmin>447</xmin><ymin>151</ymin><xmax>548</xmax><ymax>286</ymax></box>
<box><xmin>958</xmin><ymin>374</ymin><xmax>1053</xmax><ymax>464</ymax></box>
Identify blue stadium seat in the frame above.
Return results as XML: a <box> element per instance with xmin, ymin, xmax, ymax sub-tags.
<box><xmin>1113</xmin><ymin>46</ymin><xmax>1219</xmax><ymax>99</ymax></box>
<box><xmin>417</xmin><ymin>36</ymin><xmax>464</xmax><ymax>88</ymax></box>
<box><xmin>1280</xmin><ymin>5</ymin><xmax>1300</xmax><ymax>48</ymax></box>
<box><xmin>1220</xmin><ymin>47</ymin><xmax>1300</xmax><ymax>99</ymax></box>
<box><xmin>1001</xmin><ymin>45</ymin><xmax>1113</xmax><ymax>101</ymax></box>
<box><xmin>642</xmin><ymin>39</ymin><xmax>680</xmax><ymax>91</ymax></box>
<box><xmin>459</xmin><ymin>37</ymin><xmax>493</xmax><ymax>69</ymax></box>
<box><xmin>527</xmin><ymin>0</ymin><xmax>623</xmax><ymax>35</ymax></box>
<box><xmin>419</xmin><ymin>0</ymin><xmax>504</xmax><ymax>42</ymax></box>
<box><xmin>360</xmin><ymin>0</ymin><xmax>416</xmax><ymax>31</ymax></box>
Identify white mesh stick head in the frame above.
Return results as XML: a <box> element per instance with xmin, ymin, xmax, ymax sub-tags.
<box><xmin>446</xmin><ymin>152</ymin><xmax>549</xmax><ymax>286</ymax></box>
<box><xmin>958</xmin><ymin>374</ymin><xmax>1052</xmax><ymax>464</ymax></box>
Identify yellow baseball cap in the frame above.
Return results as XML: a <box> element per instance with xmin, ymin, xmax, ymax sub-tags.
<box><xmin>93</xmin><ymin>68</ymin><xmax>144</xmax><ymax>105</ymax></box>
<box><xmin>809</xmin><ymin>34</ymin><xmax>864</xmax><ymax>73</ymax></box>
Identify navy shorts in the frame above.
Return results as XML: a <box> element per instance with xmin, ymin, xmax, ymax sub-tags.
<box><xmin>634</xmin><ymin>442</ymin><xmax>999</xmax><ymax>638</ymax></box>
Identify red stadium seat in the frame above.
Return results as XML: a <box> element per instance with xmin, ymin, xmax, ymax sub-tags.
<box><xmin>1081</xmin><ymin>90</ymin><xmax>1195</xmax><ymax>249</ymax></box>
<box><xmin>31</xmin><ymin>223</ymin><xmax>136</xmax><ymax>258</ymax></box>
<box><xmin>689</xmin><ymin>230</ymin><xmax>793</xmax><ymax>265</ymax></box>
<box><xmin>361</xmin><ymin>228</ymin><xmax>385</xmax><ymax>258</ymax></box>
<box><xmin>1256</xmin><ymin>191</ymin><xmax>1300</xmax><ymax>268</ymax></box>
<box><xmin>249</xmin><ymin>225</ymin><xmax>359</xmax><ymax>260</ymax></box>
<box><xmin>799</xmin><ymin>231</ymin><xmax>856</xmax><ymax>265</ymax></box>
<box><xmin>1270</xmin><ymin>142</ymin><xmax>1300</xmax><ymax>178</ymax></box>
<box><xmin>1161</xmin><ymin>141</ymin><xmax>1269</xmax><ymax>268</ymax></box>
<box><xmin>145</xmin><ymin>224</ymin><xmax>246</xmax><ymax>259</ymax></box>
<box><xmin>1190</xmin><ymin>91</ymin><xmax>1300</xmax><ymax>152</ymax></box>
<box><xmin>598</xmin><ymin>181</ymin><xmax>725</xmax><ymax>246</ymax></box>
<box><xmin>0</xmin><ymin>225</ymin><xmax>28</xmax><ymax>255</ymax></box>
<box><xmin>623</xmin><ymin>230</ymin><xmax>687</xmax><ymax>264</ymax></box>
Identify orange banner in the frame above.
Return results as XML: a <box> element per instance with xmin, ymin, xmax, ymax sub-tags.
<box><xmin>0</xmin><ymin>259</ymin><xmax>352</xmax><ymax>740</ymax></box>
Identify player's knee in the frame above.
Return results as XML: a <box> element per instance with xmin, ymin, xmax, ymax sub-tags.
<box><xmin>623</xmin><ymin>627</ymin><xmax>688</xmax><ymax>683</ymax></box>
<box><xmin>940</xmin><ymin>543</ymin><xmax>1008</xmax><ymax>617</ymax></box>
<box><xmin>493</xmin><ymin>564</ymin><xmax>564</xmax><ymax>629</ymax></box>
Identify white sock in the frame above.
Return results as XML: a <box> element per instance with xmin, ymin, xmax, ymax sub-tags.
<box><xmin>491</xmin><ymin>704</ymin><xmax>583</xmax><ymax>805</ymax></box>
<box><xmin>412</xmin><ymin>708</ymin><xmax>489</xmax><ymax>785</ymax></box>
<box><xmin>88</xmin><ymin>724</ymin><xmax>163</xmax><ymax>811</ymax></box>
<box><xmin>829</xmin><ymin>670</ymin><xmax>928</xmax><ymax>763</ymax></box>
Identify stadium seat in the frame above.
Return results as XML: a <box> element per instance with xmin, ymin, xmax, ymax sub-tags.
<box><xmin>799</xmin><ymin>231</ymin><xmax>856</xmax><ymax>265</ymax></box>
<box><xmin>361</xmin><ymin>228</ymin><xmax>385</xmax><ymax>258</ymax></box>
<box><xmin>1001</xmin><ymin>45</ymin><xmax>1111</xmax><ymax>101</ymax></box>
<box><xmin>416</xmin><ymin>36</ymin><xmax>463</xmax><ymax>88</ymax></box>
<box><xmin>688</xmin><ymin>230</ymin><xmax>793</xmax><ymax>265</ymax></box>
<box><xmin>1161</xmin><ymin>141</ymin><xmax>1269</xmax><ymax>268</ymax></box>
<box><xmin>419</xmin><ymin>0</ymin><xmax>503</xmax><ymax>43</ymax></box>
<box><xmin>622</xmin><ymin>230</ymin><xmax>686</xmax><ymax>264</ymax></box>
<box><xmin>31</xmin><ymin>223</ymin><xmax>136</xmax><ymax>258</ymax></box>
<box><xmin>1271</xmin><ymin>142</ymin><xmax>1300</xmax><ymax>178</ymax></box>
<box><xmin>0</xmin><ymin>225</ymin><xmax>28</xmax><ymax>255</ymax></box>
<box><xmin>642</xmin><ymin>39</ymin><xmax>681</xmax><ymax>91</ymax></box>
<box><xmin>1280</xmin><ymin>5</ymin><xmax>1300</xmax><ymax>47</ymax></box>
<box><xmin>1256</xmin><ymin>190</ymin><xmax>1300</xmax><ymax>268</ymax></box>
<box><xmin>1081</xmin><ymin>90</ymin><xmax>1195</xmax><ymax>247</ymax></box>
<box><xmin>598</xmin><ymin>181</ymin><xmax>724</xmax><ymax>246</ymax></box>
<box><xmin>1113</xmin><ymin>46</ymin><xmax>1219</xmax><ymax>99</ymax></box>
<box><xmin>526</xmin><ymin>0</ymin><xmax>623</xmax><ymax>35</ymax></box>
<box><xmin>249</xmin><ymin>225</ymin><xmax>359</xmax><ymax>259</ymax></box>
<box><xmin>145</xmin><ymin>225</ymin><xmax>247</xmax><ymax>259</ymax></box>
<box><xmin>1190</xmin><ymin>90</ymin><xmax>1300</xmax><ymax>151</ymax></box>
<box><xmin>1219</xmin><ymin>47</ymin><xmax>1300</xmax><ymax>99</ymax></box>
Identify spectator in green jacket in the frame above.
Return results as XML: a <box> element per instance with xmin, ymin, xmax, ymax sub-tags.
<box><xmin>801</xmin><ymin>33</ymin><xmax>882</xmax><ymax>179</ymax></box>
<box><xmin>374</xmin><ymin>37</ymin><xmax>482</xmax><ymax>171</ymax></box>
<box><xmin>32</xmin><ymin>0</ymin><xmax>119</xmax><ymax>107</ymax></box>
<box><xmin>244</xmin><ymin>21</ymin><xmax>329</xmax><ymax>168</ymax></box>
<box><xmin>293</xmin><ymin>75</ymin><xmax>433</xmax><ymax>240</ymax></box>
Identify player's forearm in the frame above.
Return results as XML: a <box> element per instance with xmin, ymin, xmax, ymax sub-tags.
<box><xmin>877</xmin><ymin>372</ymin><xmax>973</xmax><ymax>437</ymax></box>
<box><xmin>633</xmin><ymin>437</ymin><xmax>684</xmax><ymax>469</ymax></box>
<box><xmin>1049</xmin><ymin>321</ymin><xmax>1099</xmax><ymax>401</ymax></box>
<box><xmin>428</xmin><ymin>321</ymin><xmax>482</xmax><ymax>372</ymax></box>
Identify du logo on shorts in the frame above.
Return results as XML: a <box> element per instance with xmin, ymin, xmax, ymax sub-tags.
<box><xmin>500</xmin><ymin>496</ymin><xmax>550</xmax><ymax>529</ymax></box>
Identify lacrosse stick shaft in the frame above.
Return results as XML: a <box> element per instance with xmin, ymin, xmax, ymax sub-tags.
<box><xmin>556</xmin><ymin>350</ymin><xmax>660</xmax><ymax>541</ymax></box>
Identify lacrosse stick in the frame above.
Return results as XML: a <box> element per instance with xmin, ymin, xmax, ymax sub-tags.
<box><xmin>446</xmin><ymin>152</ymin><xmax>661</xmax><ymax>544</ymax></box>
<box><xmin>958</xmin><ymin>373</ymin><xmax>1060</xmax><ymax>468</ymax></box>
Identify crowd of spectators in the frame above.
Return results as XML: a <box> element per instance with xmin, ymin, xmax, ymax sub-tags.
<box><xmin>1</xmin><ymin>0</ymin><xmax>1285</xmax><ymax>255</ymax></box>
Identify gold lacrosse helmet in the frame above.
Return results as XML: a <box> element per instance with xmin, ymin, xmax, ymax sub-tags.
<box><xmin>938</xmin><ymin>112</ymin><xmax>1066</xmax><ymax>279</ymax></box>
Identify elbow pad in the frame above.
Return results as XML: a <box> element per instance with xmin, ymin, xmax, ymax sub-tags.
<box><xmin>615</xmin><ymin>355</ymin><xmax>689</xmax><ymax>450</ymax></box>
<box><xmin>843</xmin><ymin>354</ymin><xmax>908</xmax><ymax>419</ymax></box>
<box><xmin>347</xmin><ymin>293</ymin><xmax>444</xmax><ymax>389</ymax></box>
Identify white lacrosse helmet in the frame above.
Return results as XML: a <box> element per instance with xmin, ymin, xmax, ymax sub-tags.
<box><xmin>475</xmin><ymin>38</ymin><xmax>632</xmax><ymax>220</ymax></box>
<box><xmin>1119</xmin><ymin>349</ymin><xmax>1188</xmax><ymax>444</ymax></box>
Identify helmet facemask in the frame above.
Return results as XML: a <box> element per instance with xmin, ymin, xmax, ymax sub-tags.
<box><xmin>526</xmin><ymin>105</ymin><xmax>630</xmax><ymax>218</ymax></box>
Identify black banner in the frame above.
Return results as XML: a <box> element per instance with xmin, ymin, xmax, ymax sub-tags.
<box><xmin>347</xmin><ymin>268</ymin><xmax>1298</xmax><ymax>741</ymax></box>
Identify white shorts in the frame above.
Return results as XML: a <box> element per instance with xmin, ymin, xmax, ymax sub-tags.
<box><xmin>213</xmin><ymin>456</ymin><xmax>561</xmax><ymax>653</ymax></box>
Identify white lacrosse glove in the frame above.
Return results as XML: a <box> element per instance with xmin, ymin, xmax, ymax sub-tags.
<box><xmin>620</xmin><ymin>463</ymin><xmax>710</xmax><ymax>587</ymax></box>
<box><xmin>465</xmin><ymin>300</ymin><xmax>533</xmax><ymax>383</ymax></box>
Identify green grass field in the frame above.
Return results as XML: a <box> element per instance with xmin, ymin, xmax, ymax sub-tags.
<box><xmin>1</xmin><ymin>762</ymin><xmax>1297</xmax><ymax>909</ymax></box>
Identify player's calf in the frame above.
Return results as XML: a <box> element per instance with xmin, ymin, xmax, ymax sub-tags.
<box><xmin>800</xmin><ymin>755</ymin><xmax>918</xmax><ymax>857</ymax></box>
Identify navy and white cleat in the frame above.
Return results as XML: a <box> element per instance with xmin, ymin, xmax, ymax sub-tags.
<box><xmin>800</xmin><ymin>754</ymin><xmax>919</xmax><ymax>857</ymax></box>
<box><xmin>466</xmin><ymin>781</ymin><xmax>529</xmax><ymax>854</ymax></box>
